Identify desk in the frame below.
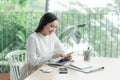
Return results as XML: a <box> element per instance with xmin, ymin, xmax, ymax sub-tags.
<box><xmin>25</xmin><ymin>56</ymin><xmax>120</xmax><ymax>80</ymax></box>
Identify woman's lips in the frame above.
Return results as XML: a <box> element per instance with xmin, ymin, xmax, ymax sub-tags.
<box><xmin>49</xmin><ymin>31</ymin><xmax>53</xmax><ymax>34</ymax></box>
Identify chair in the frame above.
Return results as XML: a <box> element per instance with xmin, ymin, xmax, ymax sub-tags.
<box><xmin>6</xmin><ymin>50</ymin><xmax>27</xmax><ymax>80</ymax></box>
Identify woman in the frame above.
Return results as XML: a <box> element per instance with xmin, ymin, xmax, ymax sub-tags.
<box><xmin>19</xmin><ymin>12</ymin><xmax>72</xmax><ymax>80</ymax></box>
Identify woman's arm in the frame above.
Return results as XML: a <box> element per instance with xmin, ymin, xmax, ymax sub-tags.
<box><xmin>54</xmin><ymin>33</ymin><xmax>65</xmax><ymax>54</ymax></box>
<box><xmin>26</xmin><ymin>36</ymin><xmax>48</xmax><ymax>66</ymax></box>
<box><xmin>53</xmin><ymin>33</ymin><xmax>72</xmax><ymax>60</ymax></box>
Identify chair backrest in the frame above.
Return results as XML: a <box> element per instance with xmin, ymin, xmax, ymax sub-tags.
<box><xmin>6</xmin><ymin>50</ymin><xmax>27</xmax><ymax>80</ymax></box>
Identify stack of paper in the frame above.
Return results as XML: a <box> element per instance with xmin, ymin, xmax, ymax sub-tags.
<box><xmin>70</xmin><ymin>61</ymin><xmax>92</xmax><ymax>69</ymax></box>
<box><xmin>66</xmin><ymin>61</ymin><xmax>104</xmax><ymax>73</ymax></box>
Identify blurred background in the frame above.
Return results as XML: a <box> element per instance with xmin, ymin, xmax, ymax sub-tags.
<box><xmin>0</xmin><ymin>0</ymin><xmax>120</xmax><ymax>76</ymax></box>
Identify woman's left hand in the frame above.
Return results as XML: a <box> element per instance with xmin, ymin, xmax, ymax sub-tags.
<box><xmin>64</xmin><ymin>52</ymin><xmax>73</xmax><ymax>61</ymax></box>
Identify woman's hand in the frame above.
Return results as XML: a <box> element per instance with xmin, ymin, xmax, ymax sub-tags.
<box><xmin>52</xmin><ymin>53</ymin><xmax>65</xmax><ymax>58</ymax></box>
<box><xmin>64</xmin><ymin>52</ymin><xmax>73</xmax><ymax>61</ymax></box>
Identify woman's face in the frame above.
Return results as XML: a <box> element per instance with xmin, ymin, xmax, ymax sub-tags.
<box><xmin>41</xmin><ymin>20</ymin><xmax>58</xmax><ymax>36</ymax></box>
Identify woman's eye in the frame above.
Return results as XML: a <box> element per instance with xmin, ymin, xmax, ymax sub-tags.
<box><xmin>51</xmin><ymin>25</ymin><xmax>56</xmax><ymax>28</ymax></box>
<box><xmin>51</xmin><ymin>25</ymin><xmax>54</xmax><ymax>27</ymax></box>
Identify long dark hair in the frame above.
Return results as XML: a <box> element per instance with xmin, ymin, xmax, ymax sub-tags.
<box><xmin>35</xmin><ymin>12</ymin><xmax>58</xmax><ymax>33</ymax></box>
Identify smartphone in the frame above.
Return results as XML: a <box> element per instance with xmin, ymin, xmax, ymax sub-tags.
<box><xmin>59</xmin><ymin>68</ymin><xmax>68</xmax><ymax>74</ymax></box>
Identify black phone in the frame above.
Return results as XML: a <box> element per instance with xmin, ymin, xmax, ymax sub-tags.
<box><xmin>59</xmin><ymin>68</ymin><xmax>68</xmax><ymax>74</ymax></box>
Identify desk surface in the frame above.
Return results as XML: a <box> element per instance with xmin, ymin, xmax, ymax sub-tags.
<box><xmin>25</xmin><ymin>56</ymin><xmax>120</xmax><ymax>80</ymax></box>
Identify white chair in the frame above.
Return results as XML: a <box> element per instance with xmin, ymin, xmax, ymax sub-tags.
<box><xmin>6</xmin><ymin>50</ymin><xmax>27</xmax><ymax>80</ymax></box>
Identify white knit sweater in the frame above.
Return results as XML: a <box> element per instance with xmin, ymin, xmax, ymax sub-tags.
<box><xmin>26</xmin><ymin>32</ymin><xmax>65</xmax><ymax>66</ymax></box>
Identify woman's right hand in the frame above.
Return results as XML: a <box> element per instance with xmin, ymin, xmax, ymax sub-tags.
<box><xmin>52</xmin><ymin>53</ymin><xmax>65</xmax><ymax>58</ymax></box>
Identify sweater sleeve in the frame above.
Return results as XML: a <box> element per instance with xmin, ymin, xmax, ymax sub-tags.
<box><xmin>26</xmin><ymin>36</ymin><xmax>48</xmax><ymax>66</ymax></box>
<box><xmin>53</xmin><ymin>33</ymin><xmax>65</xmax><ymax>53</ymax></box>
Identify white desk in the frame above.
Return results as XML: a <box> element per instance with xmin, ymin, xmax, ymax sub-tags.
<box><xmin>25</xmin><ymin>56</ymin><xmax>120</xmax><ymax>80</ymax></box>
